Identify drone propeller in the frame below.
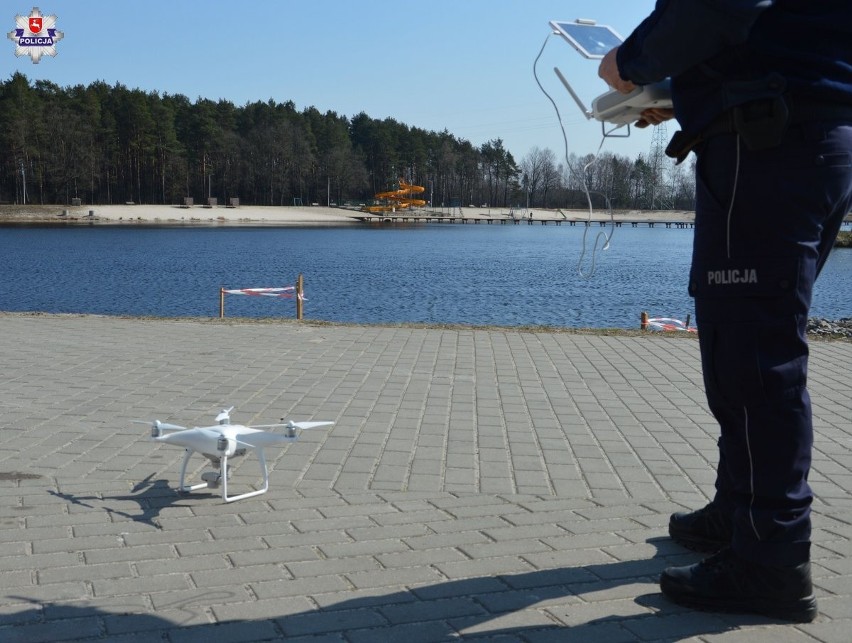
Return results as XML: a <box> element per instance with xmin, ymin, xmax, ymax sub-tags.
<box><xmin>233</xmin><ymin>438</ymin><xmax>257</xmax><ymax>451</ymax></box>
<box><xmin>288</xmin><ymin>421</ymin><xmax>335</xmax><ymax>431</ymax></box>
<box><xmin>133</xmin><ymin>419</ymin><xmax>187</xmax><ymax>438</ymax></box>
<box><xmin>282</xmin><ymin>420</ymin><xmax>334</xmax><ymax>437</ymax></box>
<box><xmin>249</xmin><ymin>420</ymin><xmax>335</xmax><ymax>430</ymax></box>
<box><xmin>215</xmin><ymin>406</ymin><xmax>235</xmax><ymax>425</ymax></box>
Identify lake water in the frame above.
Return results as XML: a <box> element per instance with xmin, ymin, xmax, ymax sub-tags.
<box><xmin>0</xmin><ymin>224</ymin><xmax>849</xmax><ymax>328</ymax></box>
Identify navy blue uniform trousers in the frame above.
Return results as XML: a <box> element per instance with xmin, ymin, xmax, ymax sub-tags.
<box><xmin>690</xmin><ymin>121</ymin><xmax>852</xmax><ymax>567</ymax></box>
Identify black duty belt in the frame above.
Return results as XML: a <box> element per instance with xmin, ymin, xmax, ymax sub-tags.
<box><xmin>707</xmin><ymin>98</ymin><xmax>852</xmax><ymax>135</ymax></box>
<box><xmin>666</xmin><ymin>96</ymin><xmax>852</xmax><ymax>163</ymax></box>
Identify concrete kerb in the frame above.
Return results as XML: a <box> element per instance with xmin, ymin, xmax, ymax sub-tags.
<box><xmin>0</xmin><ymin>314</ymin><xmax>850</xmax><ymax>641</ymax></box>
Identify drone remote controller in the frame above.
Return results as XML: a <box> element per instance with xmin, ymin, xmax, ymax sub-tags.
<box><xmin>548</xmin><ymin>18</ymin><xmax>673</xmax><ymax>127</ymax></box>
<box><xmin>591</xmin><ymin>80</ymin><xmax>672</xmax><ymax>125</ymax></box>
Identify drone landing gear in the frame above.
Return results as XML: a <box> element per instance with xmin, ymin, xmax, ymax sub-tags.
<box><xmin>178</xmin><ymin>448</ymin><xmax>270</xmax><ymax>503</ymax></box>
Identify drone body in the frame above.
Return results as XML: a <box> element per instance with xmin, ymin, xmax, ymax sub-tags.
<box><xmin>141</xmin><ymin>407</ymin><xmax>333</xmax><ymax>502</ymax></box>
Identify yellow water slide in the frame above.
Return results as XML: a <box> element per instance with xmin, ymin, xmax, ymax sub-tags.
<box><xmin>362</xmin><ymin>179</ymin><xmax>427</xmax><ymax>213</ymax></box>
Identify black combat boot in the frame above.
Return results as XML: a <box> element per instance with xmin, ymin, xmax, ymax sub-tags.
<box><xmin>660</xmin><ymin>547</ymin><xmax>818</xmax><ymax>622</ymax></box>
<box><xmin>669</xmin><ymin>502</ymin><xmax>732</xmax><ymax>552</ymax></box>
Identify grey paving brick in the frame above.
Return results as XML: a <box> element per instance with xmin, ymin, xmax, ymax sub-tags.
<box><xmin>622</xmin><ymin>611</ymin><xmax>734</xmax><ymax>641</ymax></box>
<box><xmin>286</xmin><ymin>555</ymin><xmax>381</xmax><ymax>579</ymax></box>
<box><xmin>0</xmin><ymin>526</ymin><xmax>70</xmax><ymax>545</ymax></box>
<box><xmin>31</xmin><ymin>535</ymin><xmax>125</xmax><ymax>555</ymax></box>
<box><xmin>379</xmin><ymin>596</ymin><xmax>487</xmax><ymax>625</ymax></box>
<box><xmin>427</xmin><ymin>514</ymin><xmax>518</xmax><ymax>534</ymax></box>
<box><xmin>147</xmin><ymin>585</ymin><xmax>252</xmax><ymax>611</ymax></box>
<box><xmin>263</xmin><ymin>529</ymin><xmax>353</xmax><ymax>549</ymax></box>
<box><xmin>190</xmin><ymin>563</ymin><xmax>289</xmax><ymax>588</ymax></box>
<box><xmin>36</xmin><ymin>562</ymin><xmax>132</xmax><ymax>585</ymax></box>
<box><xmin>345</xmin><ymin>565</ymin><xmax>447</xmax><ymax>591</ymax></box>
<box><xmin>460</xmin><ymin>538</ymin><xmax>555</xmax><ymax>560</ymax></box>
<box><xmin>226</xmin><ymin>546</ymin><xmax>319</xmax><ymax>567</ymax></box>
<box><xmin>0</xmin><ymin>617</ymin><xmax>103</xmax><ymax>643</ymax></box>
<box><xmin>450</xmin><ymin>607</ymin><xmax>557</xmax><ymax>636</ymax></box>
<box><xmin>82</xmin><ymin>543</ymin><xmax>175</xmax><ymax>565</ymax></box>
<box><xmin>0</xmin><ymin>552</ymin><xmax>79</xmax><ymax>572</ymax></box>
<box><xmin>345</xmin><ymin>523</ymin><xmax>431</xmax><ymax>542</ymax></box>
<box><xmin>310</xmin><ymin>585</ymin><xmax>417</xmax><ymax>611</ymax></box>
<box><xmin>42</xmin><ymin>594</ymin><xmax>152</xmax><ymax>620</ymax></box>
<box><xmin>544</xmin><ymin>595</ymin><xmax>656</xmax><ymax>627</ymax></box>
<box><xmin>1</xmin><ymin>315</ymin><xmax>850</xmax><ymax>642</ymax></box>
<box><xmin>0</xmin><ymin>580</ymin><xmax>90</xmax><ymax>604</ymax></box>
<box><xmin>291</xmin><ymin>515</ymin><xmax>375</xmax><ymax>533</ymax></box>
<box><xmin>168</xmin><ymin>619</ymin><xmax>282</xmax><ymax>643</ymax></box>
<box><xmin>278</xmin><ymin>607</ymin><xmax>387</xmax><ymax>637</ymax></box>
<box><xmin>250</xmin><ymin>574</ymin><xmax>351</xmax><ymax>599</ymax></box>
<box><xmin>472</xmin><ymin>584</ymin><xmax>580</xmax><ymax>614</ymax></box>
<box><xmin>434</xmin><ymin>555</ymin><xmax>535</xmax><ymax>580</ymax></box>
<box><xmin>102</xmin><ymin>610</ymin><xmax>206</xmax><ymax>636</ymax></box>
<box><xmin>92</xmin><ymin>573</ymin><xmax>190</xmax><ymax>597</ymax></box>
<box><xmin>403</xmin><ymin>529</ymin><xmax>492</xmax><ymax>552</ymax></box>
<box><xmin>0</xmin><ymin>570</ymin><xmax>34</xmax><ymax>590</ymax></box>
<box><xmin>211</xmin><ymin>595</ymin><xmax>314</xmax><ymax>622</ymax></box>
<box><xmin>345</xmin><ymin>620</ymin><xmax>457</xmax><ymax>643</ymax></box>
<box><xmin>482</xmin><ymin>523</ymin><xmax>567</xmax><ymax>542</ymax></box>
<box><xmin>373</xmin><ymin>508</ymin><xmax>455</xmax><ymax>526</ymax></box>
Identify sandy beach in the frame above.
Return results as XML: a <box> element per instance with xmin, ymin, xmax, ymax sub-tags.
<box><xmin>0</xmin><ymin>203</ymin><xmax>697</xmax><ymax>225</ymax></box>
<box><xmin>0</xmin><ymin>203</ymin><xmax>361</xmax><ymax>225</ymax></box>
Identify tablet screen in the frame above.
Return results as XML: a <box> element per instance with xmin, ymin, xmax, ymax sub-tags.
<box><xmin>549</xmin><ymin>21</ymin><xmax>623</xmax><ymax>59</ymax></box>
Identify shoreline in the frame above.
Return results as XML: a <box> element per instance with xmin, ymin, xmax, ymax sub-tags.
<box><xmin>1</xmin><ymin>310</ymin><xmax>849</xmax><ymax>340</ymax></box>
<box><xmin>0</xmin><ymin>203</ymin><xmax>697</xmax><ymax>226</ymax></box>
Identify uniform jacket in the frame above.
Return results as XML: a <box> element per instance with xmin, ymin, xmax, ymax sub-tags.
<box><xmin>616</xmin><ymin>0</ymin><xmax>852</xmax><ymax>137</ymax></box>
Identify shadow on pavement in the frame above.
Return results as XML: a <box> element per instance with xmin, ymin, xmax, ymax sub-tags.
<box><xmin>1</xmin><ymin>537</ymin><xmax>782</xmax><ymax>641</ymax></box>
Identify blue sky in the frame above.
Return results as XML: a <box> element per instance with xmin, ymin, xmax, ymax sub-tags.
<box><xmin>4</xmin><ymin>1</ymin><xmax>659</xmax><ymax>162</ymax></box>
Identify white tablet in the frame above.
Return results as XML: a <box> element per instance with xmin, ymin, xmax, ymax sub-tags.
<box><xmin>549</xmin><ymin>19</ymin><xmax>623</xmax><ymax>59</ymax></box>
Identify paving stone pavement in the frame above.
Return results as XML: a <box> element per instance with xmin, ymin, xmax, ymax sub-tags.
<box><xmin>0</xmin><ymin>313</ymin><xmax>850</xmax><ymax>642</ymax></box>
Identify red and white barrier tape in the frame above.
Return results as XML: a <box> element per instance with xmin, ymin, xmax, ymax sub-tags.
<box><xmin>646</xmin><ymin>317</ymin><xmax>696</xmax><ymax>333</ymax></box>
<box><xmin>223</xmin><ymin>287</ymin><xmax>305</xmax><ymax>301</ymax></box>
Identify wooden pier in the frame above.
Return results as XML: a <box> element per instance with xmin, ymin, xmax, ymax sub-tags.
<box><xmin>355</xmin><ymin>214</ymin><xmax>695</xmax><ymax>229</ymax></box>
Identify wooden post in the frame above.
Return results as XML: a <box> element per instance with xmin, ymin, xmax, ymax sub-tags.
<box><xmin>295</xmin><ymin>274</ymin><xmax>304</xmax><ymax>320</ymax></box>
<box><xmin>640</xmin><ymin>311</ymin><xmax>648</xmax><ymax>330</ymax></box>
<box><xmin>685</xmin><ymin>314</ymin><xmax>691</xmax><ymax>330</ymax></box>
<box><xmin>219</xmin><ymin>287</ymin><xmax>225</xmax><ymax>319</ymax></box>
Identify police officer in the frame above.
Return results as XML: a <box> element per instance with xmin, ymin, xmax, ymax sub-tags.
<box><xmin>598</xmin><ymin>0</ymin><xmax>852</xmax><ymax>623</ymax></box>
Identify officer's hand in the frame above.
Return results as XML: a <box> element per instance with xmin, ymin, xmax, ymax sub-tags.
<box><xmin>635</xmin><ymin>108</ymin><xmax>675</xmax><ymax>128</ymax></box>
<box><xmin>598</xmin><ymin>47</ymin><xmax>636</xmax><ymax>93</ymax></box>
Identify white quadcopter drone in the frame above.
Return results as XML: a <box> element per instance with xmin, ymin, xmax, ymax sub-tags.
<box><xmin>138</xmin><ymin>407</ymin><xmax>333</xmax><ymax>502</ymax></box>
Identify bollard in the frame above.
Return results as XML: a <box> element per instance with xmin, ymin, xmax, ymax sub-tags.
<box><xmin>640</xmin><ymin>311</ymin><xmax>649</xmax><ymax>330</ymax></box>
<box><xmin>219</xmin><ymin>287</ymin><xmax>225</xmax><ymax>319</ymax></box>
